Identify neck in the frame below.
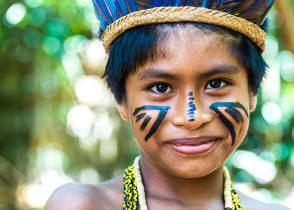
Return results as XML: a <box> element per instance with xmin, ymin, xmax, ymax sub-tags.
<box><xmin>140</xmin><ymin>156</ymin><xmax>224</xmax><ymax>206</ymax></box>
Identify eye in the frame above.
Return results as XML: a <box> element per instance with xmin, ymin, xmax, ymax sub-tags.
<box><xmin>150</xmin><ymin>83</ymin><xmax>172</xmax><ymax>95</ymax></box>
<box><xmin>205</xmin><ymin>79</ymin><xmax>229</xmax><ymax>90</ymax></box>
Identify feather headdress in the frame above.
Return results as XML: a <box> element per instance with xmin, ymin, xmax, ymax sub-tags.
<box><xmin>92</xmin><ymin>0</ymin><xmax>274</xmax><ymax>52</ymax></box>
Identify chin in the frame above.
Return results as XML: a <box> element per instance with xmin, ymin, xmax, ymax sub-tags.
<box><xmin>159</xmin><ymin>156</ymin><xmax>226</xmax><ymax>179</ymax></box>
<box><xmin>141</xmin><ymin>136</ymin><xmax>235</xmax><ymax>178</ymax></box>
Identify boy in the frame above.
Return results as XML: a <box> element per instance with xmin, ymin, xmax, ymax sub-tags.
<box><xmin>45</xmin><ymin>1</ymin><xmax>289</xmax><ymax>209</ymax></box>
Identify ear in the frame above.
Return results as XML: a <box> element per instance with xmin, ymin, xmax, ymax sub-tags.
<box><xmin>116</xmin><ymin>100</ymin><xmax>129</xmax><ymax>121</ymax></box>
<box><xmin>249</xmin><ymin>93</ymin><xmax>257</xmax><ymax>112</ymax></box>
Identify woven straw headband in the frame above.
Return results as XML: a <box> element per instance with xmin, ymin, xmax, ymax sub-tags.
<box><xmin>102</xmin><ymin>6</ymin><xmax>266</xmax><ymax>54</ymax></box>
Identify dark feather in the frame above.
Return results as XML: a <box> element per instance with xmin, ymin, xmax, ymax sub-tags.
<box><xmin>135</xmin><ymin>0</ymin><xmax>153</xmax><ymax>8</ymax></box>
<box><xmin>239</xmin><ymin>0</ymin><xmax>274</xmax><ymax>24</ymax></box>
<box><xmin>92</xmin><ymin>0</ymin><xmax>275</xmax><ymax>30</ymax></box>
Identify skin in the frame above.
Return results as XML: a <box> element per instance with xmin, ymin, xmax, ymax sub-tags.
<box><xmin>210</xmin><ymin>102</ymin><xmax>249</xmax><ymax>146</ymax></box>
<box><xmin>133</xmin><ymin>105</ymin><xmax>171</xmax><ymax>141</ymax></box>
<box><xmin>44</xmin><ymin>25</ymin><xmax>289</xmax><ymax>210</ymax></box>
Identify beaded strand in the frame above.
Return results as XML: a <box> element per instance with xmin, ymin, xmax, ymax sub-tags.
<box><xmin>123</xmin><ymin>156</ymin><xmax>242</xmax><ymax>210</ymax></box>
<box><xmin>123</xmin><ymin>165</ymin><xmax>138</xmax><ymax>210</ymax></box>
<box><xmin>134</xmin><ymin>157</ymin><xmax>148</xmax><ymax>210</ymax></box>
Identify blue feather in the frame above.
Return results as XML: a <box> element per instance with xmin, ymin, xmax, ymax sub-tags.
<box><xmin>162</xmin><ymin>0</ymin><xmax>170</xmax><ymax>6</ymax></box>
<box><xmin>155</xmin><ymin>0</ymin><xmax>161</xmax><ymax>7</ymax></box>
<box><xmin>127</xmin><ymin>0</ymin><xmax>138</xmax><ymax>11</ymax></box>
<box><xmin>115</xmin><ymin>0</ymin><xmax>130</xmax><ymax>16</ymax></box>
<box><xmin>95</xmin><ymin>9</ymin><xmax>108</xmax><ymax>30</ymax></box>
<box><xmin>94</xmin><ymin>0</ymin><xmax>114</xmax><ymax>23</ymax></box>
<box><xmin>92</xmin><ymin>0</ymin><xmax>275</xmax><ymax>31</ymax></box>
<box><xmin>92</xmin><ymin>0</ymin><xmax>110</xmax><ymax>30</ymax></box>
<box><xmin>226</xmin><ymin>7</ymin><xmax>232</xmax><ymax>13</ymax></box>
<box><xmin>114</xmin><ymin>1</ymin><xmax>125</xmax><ymax>16</ymax></box>
<box><xmin>104</xmin><ymin>0</ymin><xmax>119</xmax><ymax>20</ymax></box>
<box><xmin>171</xmin><ymin>0</ymin><xmax>178</xmax><ymax>6</ymax></box>
<box><xmin>187</xmin><ymin>0</ymin><xmax>193</xmax><ymax>6</ymax></box>
<box><xmin>175</xmin><ymin>0</ymin><xmax>181</xmax><ymax>6</ymax></box>
<box><xmin>201</xmin><ymin>0</ymin><xmax>208</xmax><ymax>7</ymax></box>
<box><xmin>266</xmin><ymin>0</ymin><xmax>274</xmax><ymax>7</ymax></box>
<box><xmin>146</xmin><ymin>0</ymin><xmax>155</xmax><ymax>6</ymax></box>
<box><xmin>186</xmin><ymin>0</ymin><xmax>193</xmax><ymax>6</ymax></box>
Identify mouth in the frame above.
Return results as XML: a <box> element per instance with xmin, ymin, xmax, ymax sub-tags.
<box><xmin>167</xmin><ymin>137</ymin><xmax>221</xmax><ymax>155</ymax></box>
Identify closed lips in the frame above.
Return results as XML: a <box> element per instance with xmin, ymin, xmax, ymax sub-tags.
<box><xmin>166</xmin><ymin>137</ymin><xmax>221</xmax><ymax>155</ymax></box>
<box><xmin>167</xmin><ymin>137</ymin><xmax>221</xmax><ymax>145</ymax></box>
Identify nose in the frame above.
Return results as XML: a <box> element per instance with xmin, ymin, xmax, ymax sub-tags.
<box><xmin>170</xmin><ymin>93</ymin><xmax>213</xmax><ymax>130</ymax></box>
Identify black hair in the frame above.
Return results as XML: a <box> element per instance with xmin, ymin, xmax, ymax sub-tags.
<box><xmin>102</xmin><ymin>22</ymin><xmax>268</xmax><ymax>104</ymax></box>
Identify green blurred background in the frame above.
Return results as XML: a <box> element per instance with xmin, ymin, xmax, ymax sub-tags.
<box><xmin>0</xmin><ymin>0</ymin><xmax>294</xmax><ymax>209</ymax></box>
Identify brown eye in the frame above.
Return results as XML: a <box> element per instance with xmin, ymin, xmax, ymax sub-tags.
<box><xmin>150</xmin><ymin>83</ymin><xmax>172</xmax><ymax>94</ymax></box>
<box><xmin>206</xmin><ymin>79</ymin><xmax>226</xmax><ymax>89</ymax></box>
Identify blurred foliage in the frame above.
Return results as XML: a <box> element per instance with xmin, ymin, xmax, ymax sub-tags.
<box><xmin>0</xmin><ymin>0</ymin><xmax>293</xmax><ymax>209</ymax></box>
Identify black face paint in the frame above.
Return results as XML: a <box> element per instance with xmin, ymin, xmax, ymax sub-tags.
<box><xmin>187</xmin><ymin>92</ymin><xmax>196</xmax><ymax>122</ymax></box>
<box><xmin>140</xmin><ymin>116</ymin><xmax>151</xmax><ymax>130</ymax></box>
<box><xmin>133</xmin><ymin>105</ymin><xmax>170</xmax><ymax>141</ymax></box>
<box><xmin>209</xmin><ymin>102</ymin><xmax>248</xmax><ymax>146</ymax></box>
<box><xmin>136</xmin><ymin>113</ymin><xmax>146</xmax><ymax>122</ymax></box>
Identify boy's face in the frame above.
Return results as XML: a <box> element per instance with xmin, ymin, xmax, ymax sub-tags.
<box><xmin>117</xmin><ymin>25</ymin><xmax>257</xmax><ymax>178</ymax></box>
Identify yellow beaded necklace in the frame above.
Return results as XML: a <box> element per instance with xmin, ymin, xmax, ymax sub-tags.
<box><xmin>123</xmin><ymin>156</ymin><xmax>242</xmax><ymax>210</ymax></box>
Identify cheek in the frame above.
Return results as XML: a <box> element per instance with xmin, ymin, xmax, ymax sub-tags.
<box><xmin>235</xmin><ymin>115</ymin><xmax>250</xmax><ymax>145</ymax></box>
<box><xmin>130</xmin><ymin>110</ymin><xmax>162</xmax><ymax>155</ymax></box>
<box><xmin>210</xmin><ymin>102</ymin><xmax>249</xmax><ymax>146</ymax></box>
<box><xmin>131</xmin><ymin>105</ymin><xmax>170</xmax><ymax>142</ymax></box>
<box><xmin>228</xmin><ymin>109</ymin><xmax>250</xmax><ymax>150</ymax></box>
<box><xmin>130</xmin><ymin>112</ymin><xmax>149</xmax><ymax>141</ymax></box>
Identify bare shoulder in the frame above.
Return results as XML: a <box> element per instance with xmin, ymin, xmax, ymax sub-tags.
<box><xmin>44</xmin><ymin>176</ymin><xmax>123</xmax><ymax>210</ymax></box>
<box><xmin>238</xmin><ymin>191</ymin><xmax>290</xmax><ymax>210</ymax></box>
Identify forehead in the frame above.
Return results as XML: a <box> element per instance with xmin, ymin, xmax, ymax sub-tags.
<box><xmin>135</xmin><ymin>25</ymin><xmax>241</xmax><ymax>79</ymax></box>
<box><xmin>154</xmin><ymin>23</ymin><xmax>230</xmax><ymax>57</ymax></box>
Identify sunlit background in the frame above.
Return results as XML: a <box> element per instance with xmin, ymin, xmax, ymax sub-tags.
<box><xmin>0</xmin><ymin>0</ymin><xmax>294</xmax><ymax>209</ymax></box>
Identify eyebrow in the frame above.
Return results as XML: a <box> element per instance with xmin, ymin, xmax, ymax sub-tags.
<box><xmin>138</xmin><ymin>68</ymin><xmax>179</xmax><ymax>81</ymax></box>
<box><xmin>198</xmin><ymin>65</ymin><xmax>239</xmax><ymax>79</ymax></box>
<box><xmin>138</xmin><ymin>64</ymin><xmax>239</xmax><ymax>81</ymax></box>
